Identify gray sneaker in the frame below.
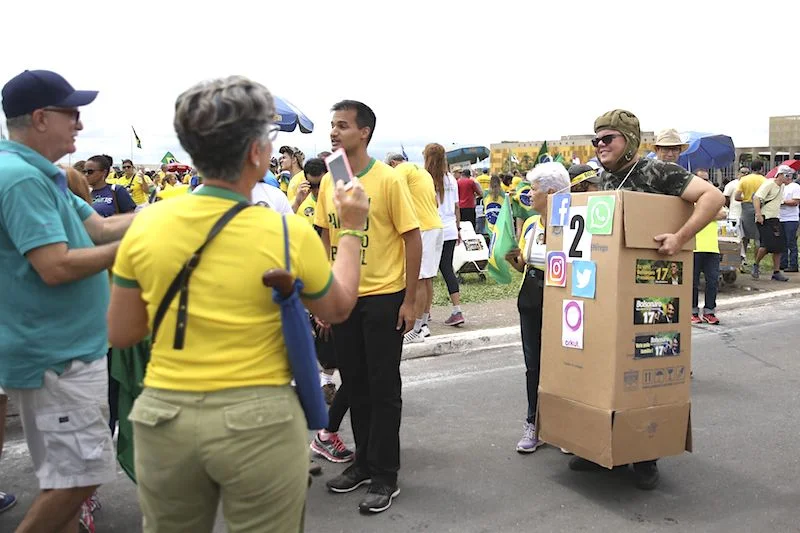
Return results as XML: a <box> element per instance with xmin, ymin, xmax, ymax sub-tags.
<box><xmin>772</xmin><ymin>271</ymin><xmax>790</xmax><ymax>281</ymax></box>
<box><xmin>751</xmin><ymin>263</ymin><xmax>760</xmax><ymax>279</ymax></box>
<box><xmin>515</xmin><ymin>422</ymin><xmax>543</xmax><ymax>453</ymax></box>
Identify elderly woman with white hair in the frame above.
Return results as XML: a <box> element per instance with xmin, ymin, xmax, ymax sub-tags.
<box><xmin>108</xmin><ymin>76</ymin><xmax>369</xmax><ymax>532</ymax></box>
<box><xmin>505</xmin><ymin>162</ymin><xmax>571</xmax><ymax>453</ymax></box>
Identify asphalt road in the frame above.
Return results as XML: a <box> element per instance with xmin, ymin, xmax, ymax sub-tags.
<box><xmin>1</xmin><ymin>299</ymin><xmax>799</xmax><ymax>532</ymax></box>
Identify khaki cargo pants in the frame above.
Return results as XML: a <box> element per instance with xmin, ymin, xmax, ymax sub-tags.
<box><xmin>130</xmin><ymin>385</ymin><xmax>307</xmax><ymax>533</ymax></box>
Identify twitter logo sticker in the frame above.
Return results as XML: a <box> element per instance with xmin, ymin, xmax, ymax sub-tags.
<box><xmin>571</xmin><ymin>260</ymin><xmax>597</xmax><ymax>299</ymax></box>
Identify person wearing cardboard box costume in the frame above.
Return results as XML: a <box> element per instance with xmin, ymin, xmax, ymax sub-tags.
<box><xmin>566</xmin><ymin>109</ymin><xmax>725</xmax><ymax>490</ymax></box>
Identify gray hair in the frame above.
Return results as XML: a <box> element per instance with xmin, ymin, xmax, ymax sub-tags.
<box><xmin>173</xmin><ymin>76</ymin><xmax>275</xmax><ymax>183</ymax></box>
<box><xmin>6</xmin><ymin>114</ymin><xmax>32</xmax><ymax>132</ymax></box>
<box><xmin>526</xmin><ymin>162</ymin><xmax>570</xmax><ymax>194</ymax></box>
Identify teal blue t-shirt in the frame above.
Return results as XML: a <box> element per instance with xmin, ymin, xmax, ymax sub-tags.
<box><xmin>0</xmin><ymin>140</ymin><xmax>109</xmax><ymax>388</ymax></box>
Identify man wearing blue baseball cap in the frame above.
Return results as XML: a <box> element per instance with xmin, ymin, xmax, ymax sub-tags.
<box><xmin>0</xmin><ymin>70</ymin><xmax>135</xmax><ymax>532</ymax></box>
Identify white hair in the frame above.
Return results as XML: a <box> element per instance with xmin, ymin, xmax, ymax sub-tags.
<box><xmin>526</xmin><ymin>162</ymin><xmax>570</xmax><ymax>194</ymax></box>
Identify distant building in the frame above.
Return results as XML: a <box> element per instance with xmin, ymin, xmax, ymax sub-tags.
<box><xmin>490</xmin><ymin>132</ymin><xmax>656</xmax><ymax>174</ymax></box>
<box><xmin>735</xmin><ymin>115</ymin><xmax>800</xmax><ymax>168</ymax></box>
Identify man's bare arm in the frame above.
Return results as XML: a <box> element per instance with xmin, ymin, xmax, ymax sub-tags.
<box><xmin>26</xmin><ymin>241</ymin><xmax>120</xmax><ymax>286</ymax></box>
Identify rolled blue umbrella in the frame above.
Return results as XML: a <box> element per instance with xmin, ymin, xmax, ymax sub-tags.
<box><xmin>678</xmin><ymin>132</ymin><xmax>735</xmax><ymax>171</ymax></box>
<box><xmin>273</xmin><ymin>96</ymin><xmax>314</xmax><ymax>133</ymax></box>
<box><xmin>262</xmin><ymin>216</ymin><xmax>328</xmax><ymax>430</ymax></box>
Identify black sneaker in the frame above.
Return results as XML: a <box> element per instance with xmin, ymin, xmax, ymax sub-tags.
<box><xmin>326</xmin><ymin>464</ymin><xmax>371</xmax><ymax>493</ymax></box>
<box><xmin>632</xmin><ymin>460</ymin><xmax>660</xmax><ymax>490</ymax></box>
<box><xmin>358</xmin><ymin>484</ymin><xmax>400</xmax><ymax>514</ymax></box>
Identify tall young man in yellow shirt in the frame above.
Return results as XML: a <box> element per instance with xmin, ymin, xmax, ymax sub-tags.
<box><xmin>315</xmin><ymin>100</ymin><xmax>421</xmax><ymax>514</ymax></box>
<box><xmin>386</xmin><ymin>155</ymin><xmax>444</xmax><ymax>343</ymax></box>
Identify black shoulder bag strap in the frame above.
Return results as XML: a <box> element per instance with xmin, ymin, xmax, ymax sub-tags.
<box><xmin>151</xmin><ymin>201</ymin><xmax>251</xmax><ymax>349</ymax></box>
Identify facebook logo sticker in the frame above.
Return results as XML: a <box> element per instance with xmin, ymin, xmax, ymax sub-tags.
<box><xmin>550</xmin><ymin>193</ymin><xmax>571</xmax><ymax>227</ymax></box>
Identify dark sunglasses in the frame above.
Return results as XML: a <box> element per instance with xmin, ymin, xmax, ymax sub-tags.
<box><xmin>44</xmin><ymin>107</ymin><xmax>80</xmax><ymax>122</ymax></box>
<box><xmin>591</xmin><ymin>134</ymin><xmax>623</xmax><ymax>147</ymax></box>
<box><xmin>82</xmin><ymin>169</ymin><xmax>104</xmax><ymax>176</ymax></box>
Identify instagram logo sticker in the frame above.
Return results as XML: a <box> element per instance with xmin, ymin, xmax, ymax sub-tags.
<box><xmin>546</xmin><ymin>251</ymin><xmax>567</xmax><ymax>287</ymax></box>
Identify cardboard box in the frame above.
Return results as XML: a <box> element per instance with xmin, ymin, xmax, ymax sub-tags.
<box><xmin>536</xmin><ymin>190</ymin><xmax>694</xmax><ymax>467</ymax></box>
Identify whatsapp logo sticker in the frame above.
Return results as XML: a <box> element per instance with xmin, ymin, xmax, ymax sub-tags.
<box><xmin>587</xmin><ymin>196</ymin><xmax>616</xmax><ymax>235</ymax></box>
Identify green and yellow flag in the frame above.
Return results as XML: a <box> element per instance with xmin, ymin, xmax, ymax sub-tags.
<box><xmin>161</xmin><ymin>152</ymin><xmax>178</xmax><ymax>164</ymax></box>
<box><xmin>486</xmin><ymin>201</ymin><xmax>516</xmax><ymax>284</ymax></box>
<box><xmin>536</xmin><ymin>141</ymin><xmax>552</xmax><ymax>165</ymax></box>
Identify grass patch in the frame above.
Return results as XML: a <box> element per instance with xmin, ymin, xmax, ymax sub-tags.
<box><xmin>432</xmin><ymin>268</ymin><xmax>522</xmax><ymax>306</ymax></box>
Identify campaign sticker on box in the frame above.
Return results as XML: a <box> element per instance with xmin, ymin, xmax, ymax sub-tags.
<box><xmin>633</xmin><ymin>297</ymin><xmax>680</xmax><ymax>325</ymax></box>
<box><xmin>550</xmin><ymin>193</ymin><xmax>572</xmax><ymax>227</ymax></box>
<box><xmin>546</xmin><ymin>251</ymin><xmax>567</xmax><ymax>287</ymax></box>
<box><xmin>634</xmin><ymin>332</ymin><xmax>681</xmax><ymax>359</ymax></box>
<box><xmin>586</xmin><ymin>196</ymin><xmax>616</xmax><ymax>235</ymax></box>
<box><xmin>571</xmin><ymin>260</ymin><xmax>597</xmax><ymax>299</ymax></box>
<box><xmin>636</xmin><ymin>259</ymin><xmax>683</xmax><ymax>285</ymax></box>
<box><xmin>562</xmin><ymin>206</ymin><xmax>591</xmax><ymax>263</ymax></box>
<box><xmin>562</xmin><ymin>299</ymin><xmax>584</xmax><ymax>349</ymax></box>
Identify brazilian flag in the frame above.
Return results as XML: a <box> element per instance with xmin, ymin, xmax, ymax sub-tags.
<box><xmin>487</xmin><ymin>201</ymin><xmax>516</xmax><ymax>284</ymax></box>
<box><xmin>511</xmin><ymin>180</ymin><xmax>537</xmax><ymax>220</ymax></box>
<box><xmin>161</xmin><ymin>152</ymin><xmax>178</xmax><ymax>165</ymax></box>
<box><xmin>536</xmin><ymin>141</ymin><xmax>552</xmax><ymax>165</ymax></box>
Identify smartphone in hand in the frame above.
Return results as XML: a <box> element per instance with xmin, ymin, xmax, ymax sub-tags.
<box><xmin>325</xmin><ymin>149</ymin><xmax>354</xmax><ymax>188</ymax></box>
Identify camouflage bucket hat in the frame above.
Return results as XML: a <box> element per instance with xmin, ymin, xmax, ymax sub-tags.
<box><xmin>594</xmin><ymin>109</ymin><xmax>641</xmax><ymax>169</ymax></box>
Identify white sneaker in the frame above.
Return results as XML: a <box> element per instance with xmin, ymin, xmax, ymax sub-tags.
<box><xmin>420</xmin><ymin>324</ymin><xmax>431</xmax><ymax>338</ymax></box>
<box><xmin>403</xmin><ymin>329</ymin><xmax>425</xmax><ymax>344</ymax></box>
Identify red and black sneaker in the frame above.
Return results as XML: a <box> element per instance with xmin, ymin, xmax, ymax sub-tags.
<box><xmin>701</xmin><ymin>313</ymin><xmax>720</xmax><ymax>325</ymax></box>
<box><xmin>691</xmin><ymin>314</ymin><xmax>702</xmax><ymax>325</ymax></box>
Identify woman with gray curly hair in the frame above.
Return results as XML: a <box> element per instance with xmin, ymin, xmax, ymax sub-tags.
<box><xmin>504</xmin><ymin>162</ymin><xmax>570</xmax><ymax>454</ymax></box>
<box><xmin>108</xmin><ymin>76</ymin><xmax>370</xmax><ymax>532</ymax></box>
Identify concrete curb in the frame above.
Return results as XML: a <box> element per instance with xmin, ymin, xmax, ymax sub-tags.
<box><xmin>402</xmin><ymin>287</ymin><xmax>800</xmax><ymax>360</ymax></box>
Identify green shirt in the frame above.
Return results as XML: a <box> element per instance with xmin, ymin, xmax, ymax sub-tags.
<box><xmin>0</xmin><ymin>140</ymin><xmax>108</xmax><ymax>388</ymax></box>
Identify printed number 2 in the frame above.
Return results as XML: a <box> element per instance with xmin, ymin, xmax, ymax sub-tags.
<box><xmin>569</xmin><ymin>214</ymin><xmax>585</xmax><ymax>258</ymax></box>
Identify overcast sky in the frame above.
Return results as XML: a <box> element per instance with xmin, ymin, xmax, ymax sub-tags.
<box><xmin>2</xmin><ymin>0</ymin><xmax>797</xmax><ymax>166</ymax></box>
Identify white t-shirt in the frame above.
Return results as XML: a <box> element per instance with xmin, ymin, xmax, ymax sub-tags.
<box><xmin>251</xmin><ymin>182</ymin><xmax>293</xmax><ymax>215</ymax></box>
<box><xmin>723</xmin><ymin>179</ymin><xmax>742</xmax><ymax>221</ymax></box>
<box><xmin>780</xmin><ymin>181</ymin><xmax>800</xmax><ymax>222</ymax></box>
<box><xmin>522</xmin><ymin>217</ymin><xmax>546</xmax><ymax>268</ymax></box>
<box><xmin>438</xmin><ymin>174</ymin><xmax>460</xmax><ymax>241</ymax></box>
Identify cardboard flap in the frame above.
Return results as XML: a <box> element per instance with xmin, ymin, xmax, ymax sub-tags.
<box><xmin>622</xmin><ymin>191</ymin><xmax>695</xmax><ymax>251</ymax></box>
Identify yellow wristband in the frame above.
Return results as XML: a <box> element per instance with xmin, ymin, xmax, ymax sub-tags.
<box><xmin>339</xmin><ymin>229</ymin><xmax>366</xmax><ymax>239</ymax></box>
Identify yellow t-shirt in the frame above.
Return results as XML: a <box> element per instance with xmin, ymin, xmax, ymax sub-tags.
<box><xmin>393</xmin><ymin>162</ymin><xmax>443</xmax><ymax>231</ymax></box>
<box><xmin>694</xmin><ymin>221</ymin><xmax>719</xmax><ymax>254</ymax></box>
<box><xmin>106</xmin><ymin>169</ymin><xmax>118</xmax><ymax>184</ymax></box>
<box><xmin>315</xmin><ymin>159</ymin><xmax>419</xmax><ymax>296</ymax></box>
<box><xmin>501</xmin><ymin>182</ymin><xmax>513</xmax><ymax>194</ymax></box>
<box><xmin>286</xmin><ymin>171</ymin><xmax>306</xmax><ymax>203</ymax></box>
<box><xmin>117</xmin><ymin>174</ymin><xmax>151</xmax><ymax>205</ymax></box>
<box><xmin>156</xmin><ymin>184</ymin><xmax>190</xmax><ymax>201</ymax></box>
<box><xmin>518</xmin><ymin>215</ymin><xmax>546</xmax><ymax>271</ymax></box>
<box><xmin>511</xmin><ymin>176</ymin><xmax>523</xmax><ymax>189</ymax></box>
<box><xmin>476</xmin><ymin>173</ymin><xmax>491</xmax><ymax>191</ymax></box>
<box><xmin>297</xmin><ymin>193</ymin><xmax>317</xmax><ymax>225</ymax></box>
<box><xmin>736</xmin><ymin>173</ymin><xmax>766</xmax><ymax>203</ymax></box>
<box><xmin>112</xmin><ymin>186</ymin><xmax>333</xmax><ymax>392</ymax></box>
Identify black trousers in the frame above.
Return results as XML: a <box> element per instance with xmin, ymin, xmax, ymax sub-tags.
<box><xmin>517</xmin><ymin>270</ymin><xmax>544</xmax><ymax>424</ymax></box>
<box><xmin>315</xmin><ymin>326</ymin><xmax>350</xmax><ymax>434</ymax></box>
<box><xmin>333</xmin><ymin>290</ymin><xmax>404</xmax><ymax>486</ymax></box>
<box><xmin>438</xmin><ymin>239</ymin><xmax>460</xmax><ymax>295</ymax></box>
<box><xmin>107</xmin><ymin>349</ymin><xmax>119</xmax><ymax>433</ymax></box>
<box><xmin>460</xmin><ymin>207</ymin><xmax>476</xmax><ymax>228</ymax></box>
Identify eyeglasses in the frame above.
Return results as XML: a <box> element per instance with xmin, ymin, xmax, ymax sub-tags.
<box><xmin>82</xmin><ymin>169</ymin><xmax>104</xmax><ymax>176</ymax></box>
<box><xmin>266</xmin><ymin>124</ymin><xmax>280</xmax><ymax>141</ymax></box>
<box><xmin>657</xmin><ymin>146</ymin><xmax>682</xmax><ymax>153</ymax></box>
<box><xmin>591</xmin><ymin>134</ymin><xmax>623</xmax><ymax>147</ymax></box>
<box><xmin>43</xmin><ymin>107</ymin><xmax>80</xmax><ymax>122</ymax></box>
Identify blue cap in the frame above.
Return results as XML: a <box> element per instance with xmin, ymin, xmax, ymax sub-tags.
<box><xmin>2</xmin><ymin>70</ymin><xmax>98</xmax><ymax>118</ymax></box>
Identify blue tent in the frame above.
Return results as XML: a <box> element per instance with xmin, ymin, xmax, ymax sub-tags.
<box><xmin>678</xmin><ymin>132</ymin><xmax>735</xmax><ymax>171</ymax></box>
<box><xmin>273</xmin><ymin>96</ymin><xmax>314</xmax><ymax>134</ymax></box>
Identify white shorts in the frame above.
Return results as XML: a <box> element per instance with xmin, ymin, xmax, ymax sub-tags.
<box><xmin>420</xmin><ymin>229</ymin><xmax>444</xmax><ymax>279</ymax></box>
<box><xmin>6</xmin><ymin>358</ymin><xmax>116</xmax><ymax>490</ymax></box>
